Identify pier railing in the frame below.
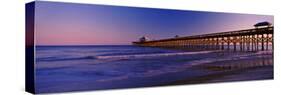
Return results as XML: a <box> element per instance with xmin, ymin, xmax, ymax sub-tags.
<box><xmin>133</xmin><ymin>26</ymin><xmax>273</xmax><ymax>51</ymax></box>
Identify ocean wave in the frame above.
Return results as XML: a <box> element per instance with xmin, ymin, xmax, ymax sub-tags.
<box><xmin>189</xmin><ymin>50</ymin><xmax>273</xmax><ymax>66</ymax></box>
<box><xmin>37</xmin><ymin>56</ymin><xmax>97</xmax><ymax>62</ymax></box>
<box><xmin>37</xmin><ymin>50</ymin><xmax>272</xmax><ymax>62</ymax></box>
<box><xmin>95</xmin><ymin>50</ymin><xmax>217</xmax><ymax>60</ymax></box>
<box><xmin>96</xmin><ymin>50</ymin><xmax>273</xmax><ymax>82</ymax></box>
<box><xmin>37</xmin><ymin>50</ymin><xmax>216</xmax><ymax>62</ymax></box>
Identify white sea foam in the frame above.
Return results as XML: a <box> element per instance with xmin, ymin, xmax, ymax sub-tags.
<box><xmin>96</xmin><ymin>50</ymin><xmax>273</xmax><ymax>82</ymax></box>
<box><xmin>95</xmin><ymin>50</ymin><xmax>218</xmax><ymax>60</ymax></box>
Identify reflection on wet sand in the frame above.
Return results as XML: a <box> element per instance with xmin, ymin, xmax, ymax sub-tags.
<box><xmin>167</xmin><ymin>51</ymin><xmax>273</xmax><ymax>85</ymax></box>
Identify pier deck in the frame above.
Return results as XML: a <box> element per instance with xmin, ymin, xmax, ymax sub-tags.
<box><xmin>133</xmin><ymin>26</ymin><xmax>273</xmax><ymax>51</ymax></box>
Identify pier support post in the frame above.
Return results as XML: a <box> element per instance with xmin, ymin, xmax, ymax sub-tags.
<box><xmin>234</xmin><ymin>36</ymin><xmax>237</xmax><ymax>51</ymax></box>
<box><xmin>266</xmin><ymin>34</ymin><xmax>269</xmax><ymax>50</ymax></box>
<box><xmin>240</xmin><ymin>36</ymin><xmax>242</xmax><ymax>51</ymax></box>
<box><xmin>242</xmin><ymin>36</ymin><xmax>245</xmax><ymax>51</ymax></box>
<box><xmin>216</xmin><ymin>37</ymin><xmax>219</xmax><ymax>50</ymax></box>
<box><xmin>221</xmin><ymin>37</ymin><xmax>224</xmax><ymax>50</ymax></box>
<box><xmin>251</xmin><ymin>35</ymin><xmax>254</xmax><ymax>51</ymax></box>
<box><xmin>257</xmin><ymin>34</ymin><xmax>259</xmax><ymax>51</ymax></box>
<box><xmin>227</xmin><ymin>37</ymin><xmax>230</xmax><ymax>50</ymax></box>
<box><xmin>247</xmin><ymin>35</ymin><xmax>250</xmax><ymax>51</ymax></box>
<box><xmin>261</xmin><ymin>34</ymin><xmax>264</xmax><ymax>51</ymax></box>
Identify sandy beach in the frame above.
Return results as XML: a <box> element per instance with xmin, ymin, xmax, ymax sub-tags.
<box><xmin>165</xmin><ymin>54</ymin><xmax>273</xmax><ymax>85</ymax></box>
<box><xmin>35</xmin><ymin>46</ymin><xmax>273</xmax><ymax>93</ymax></box>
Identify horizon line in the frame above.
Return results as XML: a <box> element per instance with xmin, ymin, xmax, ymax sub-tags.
<box><xmin>35</xmin><ymin>44</ymin><xmax>133</xmax><ymax>46</ymax></box>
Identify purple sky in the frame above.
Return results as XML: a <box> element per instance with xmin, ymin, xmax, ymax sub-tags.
<box><xmin>34</xmin><ymin>1</ymin><xmax>273</xmax><ymax>45</ymax></box>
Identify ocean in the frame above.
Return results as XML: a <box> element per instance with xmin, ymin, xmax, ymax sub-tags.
<box><xmin>35</xmin><ymin>45</ymin><xmax>273</xmax><ymax>93</ymax></box>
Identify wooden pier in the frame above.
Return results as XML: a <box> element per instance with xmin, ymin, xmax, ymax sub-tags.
<box><xmin>133</xmin><ymin>26</ymin><xmax>273</xmax><ymax>51</ymax></box>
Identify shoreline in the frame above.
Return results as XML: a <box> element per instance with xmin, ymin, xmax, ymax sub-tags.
<box><xmin>35</xmin><ymin>47</ymin><xmax>273</xmax><ymax>93</ymax></box>
<box><xmin>166</xmin><ymin>66</ymin><xmax>273</xmax><ymax>86</ymax></box>
<box><xmin>163</xmin><ymin>58</ymin><xmax>273</xmax><ymax>86</ymax></box>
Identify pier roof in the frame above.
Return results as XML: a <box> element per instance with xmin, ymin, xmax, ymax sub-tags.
<box><xmin>254</xmin><ymin>21</ymin><xmax>271</xmax><ymax>27</ymax></box>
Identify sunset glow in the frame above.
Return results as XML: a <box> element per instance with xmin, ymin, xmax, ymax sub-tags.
<box><xmin>34</xmin><ymin>1</ymin><xmax>273</xmax><ymax>45</ymax></box>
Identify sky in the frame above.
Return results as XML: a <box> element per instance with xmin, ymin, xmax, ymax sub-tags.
<box><xmin>33</xmin><ymin>1</ymin><xmax>273</xmax><ymax>45</ymax></box>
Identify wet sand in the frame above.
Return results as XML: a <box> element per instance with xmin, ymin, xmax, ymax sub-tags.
<box><xmin>165</xmin><ymin>56</ymin><xmax>273</xmax><ymax>85</ymax></box>
<box><xmin>35</xmin><ymin>47</ymin><xmax>273</xmax><ymax>93</ymax></box>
